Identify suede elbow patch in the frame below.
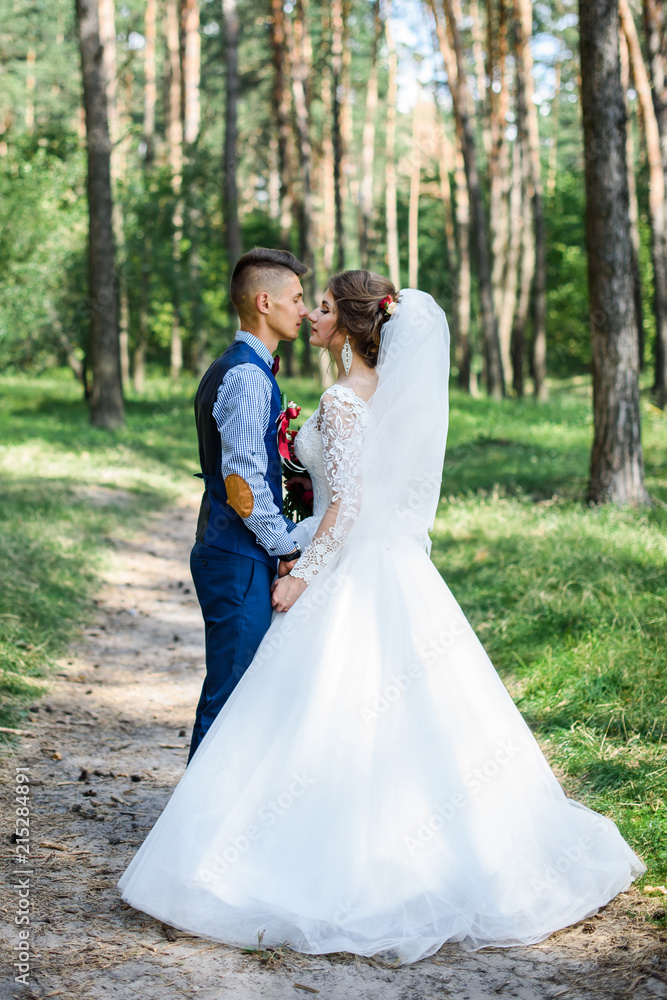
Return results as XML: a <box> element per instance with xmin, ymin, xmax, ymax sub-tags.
<box><xmin>225</xmin><ymin>473</ymin><xmax>254</xmax><ymax>518</ymax></box>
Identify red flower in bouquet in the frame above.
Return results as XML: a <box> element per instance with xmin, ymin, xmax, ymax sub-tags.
<box><xmin>277</xmin><ymin>401</ymin><xmax>301</xmax><ymax>462</ymax></box>
<box><xmin>276</xmin><ymin>398</ymin><xmax>313</xmax><ymax>522</ymax></box>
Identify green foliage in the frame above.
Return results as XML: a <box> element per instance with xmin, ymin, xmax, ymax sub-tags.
<box><xmin>0</xmin><ymin>0</ymin><xmax>662</xmax><ymax>387</ymax></box>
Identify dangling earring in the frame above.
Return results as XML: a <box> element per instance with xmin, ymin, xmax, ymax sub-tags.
<box><xmin>341</xmin><ymin>335</ymin><xmax>353</xmax><ymax>376</ymax></box>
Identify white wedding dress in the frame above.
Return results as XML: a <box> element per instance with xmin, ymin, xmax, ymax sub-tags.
<box><xmin>118</xmin><ymin>290</ymin><xmax>645</xmax><ymax>964</ymax></box>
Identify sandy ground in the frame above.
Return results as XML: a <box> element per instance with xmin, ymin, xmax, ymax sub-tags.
<box><xmin>1</xmin><ymin>493</ymin><xmax>666</xmax><ymax>1000</ymax></box>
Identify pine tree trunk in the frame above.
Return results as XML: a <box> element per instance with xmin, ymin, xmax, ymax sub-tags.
<box><xmin>134</xmin><ymin>0</ymin><xmax>156</xmax><ymax>393</ymax></box>
<box><xmin>514</xmin><ymin>0</ymin><xmax>547</xmax><ymax>400</ymax></box>
<box><xmin>340</xmin><ymin>0</ymin><xmax>356</xmax><ymax>264</ymax></box>
<box><xmin>321</xmin><ymin>69</ymin><xmax>336</xmax><ymax>275</ymax></box>
<box><xmin>98</xmin><ymin>0</ymin><xmax>131</xmax><ymax>390</ymax></box>
<box><xmin>180</xmin><ymin>0</ymin><xmax>205</xmax><ymax>375</ymax></box>
<box><xmin>469</xmin><ymin>0</ymin><xmax>491</xmax><ymax>158</ymax></box>
<box><xmin>432</xmin><ymin>0</ymin><xmax>505</xmax><ymax>398</ymax></box>
<box><xmin>437</xmin><ymin>118</ymin><xmax>456</xmax><ymax>276</ymax></box>
<box><xmin>621</xmin><ymin>0</ymin><xmax>667</xmax><ymax>408</ymax></box>
<box><xmin>619</xmin><ymin>27</ymin><xmax>645</xmax><ymax>371</ymax></box>
<box><xmin>643</xmin><ymin>0</ymin><xmax>667</xmax><ymax>188</ymax></box>
<box><xmin>455</xmin><ymin>144</ymin><xmax>472</xmax><ymax>391</ymax></box>
<box><xmin>385</xmin><ymin>15</ymin><xmax>400</xmax><ymax>289</ymax></box>
<box><xmin>642</xmin><ymin>0</ymin><xmax>667</xmax><ymax>405</ymax></box>
<box><xmin>408</xmin><ymin>102</ymin><xmax>422</xmax><ymax>288</ymax></box>
<box><xmin>487</xmin><ymin>0</ymin><xmax>511</xmax><ymax>372</ymax></box>
<box><xmin>222</xmin><ymin>0</ymin><xmax>242</xmax><ymax>270</ymax></box>
<box><xmin>26</xmin><ymin>48</ymin><xmax>36</xmax><ymax>129</ymax></box>
<box><xmin>142</xmin><ymin>0</ymin><xmax>156</xmax><ymax>164</ymax></box>
<box><xmin>331</xmin><ymin>0</ymin><xmax>346</xmax><ymax>270</ymax></box>
<box><xmin>500</xmin><ymin>137</ymin><xmax>524</xmax><ymax>391</ymax></box>
<box><xmin>511</xmin><ymin>135</ymin><xmax>534</xmax><ymax>397</ymax></box>
<box><xmin>579</xmin><ymin>0</ymin><xmax>650</xmax><ymax>505</ymax></box>
<box><xmin>359</xmin><ymin>0</ymin><xmax>381</xmax><ymax>269</ymax></box>
<box><xmin>271</xmin><ymin>0</ymin><xmax>294</xmax><ymax>254</ymax></box>
<box><xmin>181</xmin><ymin>0</ymin><xmax>200</xmax><ymax>145</ymax></box>
<box><xmin>285</xmin><ymin>1</ymin><xmax>314</xmax><ymax>374</ymax></box>
<box><xmin>76</xmin><ymin>0</ymin><xmax>124</xmax><ymax>429</ymax></box>
<box><xmin>547</xmin><ymin>61</ymin><xmax>561</xmax><ymax>195</ymax></box>
<box><xmin>167</xmin><ymin>0</ymin><xmax>183</xmax><ymax>378</ymax></box>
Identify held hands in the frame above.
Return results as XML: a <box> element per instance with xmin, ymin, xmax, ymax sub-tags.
<box><xmin>271</xmin><ymin>573</ymin><xmax>307</xmax><ymax>613</ymax></box>
<box><xmin>278</xmin><ymin>557</ymin><xmax>298</xmax><ymax>578</ymax></box>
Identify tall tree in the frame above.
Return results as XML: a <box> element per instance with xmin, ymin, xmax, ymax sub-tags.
<box><xmin>619</xmin><ymin>25</ymin><xmax>645</xmax><ymax>369</ymax></box>
<box><xmin>143</xmin><ymin>0</ymin><xmax>157</xmax><ymax>165</ymax></box>
<box><xmin>642</xmin><ymin>0</ymin><xmax>667</xmax><ymax>406</ymax></box>
<box><xmin>643</xmin><ymin>0</ymin><xmax>667</xmax><ymax>190</ymax></box>
<box><xmin>622</xmin><ymin>0</ymin><xmax>667</xmax><ymax>410</ymax></box>
<box><xmin>166</xmin><ymin>0</ymin><xmax>184</xmax><ymax>378</ymax></box>
<box><xmin>501</xmin><ymin>138</ymin><xmax>524</xmax><ymax>394</ymax></box>
<box><xmin>285</xmin><ymin>0</ymin><xmax>314</xmax><ymax>373</ymax></box>
<box><xmin>431</xmin><ymin>0</ymin><xmax>505</xmax><ymax>398</ymax></box>
<box><xmin>76</xmin><ymin>0</ymin><xmax>124</xmax><ymax>428</ymax></box>
<box><xmin>511</xmin><ymin>128</ymin><xmax>535</xmax><ymax>397</ymax></box>
<box><xmin>98</xmin><ymin>0</ymin><xmax>131</xmax><ymax>389</ymax></box>
<box><xmin>385</xmin><ymin>10</ymin><xmax>400</xmax><ymax>289</ymax></box>
<box><xmin>134</xmin><ymin>0</ymin><xmax>157</xmax><ymax>393</ymax></box>
<box><xmin>222</xmin><ymin>0</ymin><xmax>242</xmax><ymax>271</ymax></box>
<box><xmin>26</xmin><ymin>47</ymin><xmax>36</xmax><ymax>130</ymax></box>
<box><xmin>579</xmin><ymin>0</ymin><xmax>649</xmax><ymax>504</ymax></box>
<box><xmin>181</xmin><ymin>0</ymin><xmax>200</xmax><ymax>145</ymax></box>
<box><xmin>408</xmin><ymin>100</ymin><xmax>422</xmax><ymax>288</ymax></box>
<box><xmin>487</xmin><ymin>0</ymin><xmax>513</xmax><ymax>384</ymax></box>
<box><xmin>331</xmin><ymin>0</ymin><xmax>346</xmax><ymax>270</ymax></box>
<box><xmin>271</xmin><ymin>0</ymin><xmax>294</xmax><ymax>252</ymax></box>
<box><xmin>514</xmin><ymin>0</ymin><xmax>547</xmax><ymax>400</ymax></box>
<box><xmin>359</xmin><ymin>1</ymin><xmax>382</xmax><ymax>268</ymax></box>
<box><xmin>181</xmin><ymin>0</ymin><xmax>204</xmax><ymax>374</ymax></box>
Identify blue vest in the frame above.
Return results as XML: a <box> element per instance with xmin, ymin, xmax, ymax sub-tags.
<box><xmin>193</xmin><ymin>341</ymin><xmax>283</xmax><ymax>568</ymax></box>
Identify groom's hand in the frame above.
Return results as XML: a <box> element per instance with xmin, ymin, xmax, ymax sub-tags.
<box><xmin>271</xmin><ymin>574</ymin><xmax>307</xmax><ymax>612</ymax></box>
<box><xmin>278</xmin><ymin>558</ymin><xmax>298</xmax><ymax>577</ymax></box>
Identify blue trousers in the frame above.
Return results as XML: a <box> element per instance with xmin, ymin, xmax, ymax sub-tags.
<box><xmin>188</xmin><ymin>541</ymin><xmax>274</xmax><ymax>762</ymax></box>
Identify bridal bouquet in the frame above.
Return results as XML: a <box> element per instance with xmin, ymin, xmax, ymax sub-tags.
<box><xmin>277</xmin><ymin>393</ymin><xmax>313</xmax><ymax>522</ymax></box>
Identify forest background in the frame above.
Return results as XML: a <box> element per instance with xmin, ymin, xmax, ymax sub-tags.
<box><xmin>0</xmin><ymin>0</ymin><xmax>665</xmax><ymax>900</ymax></box>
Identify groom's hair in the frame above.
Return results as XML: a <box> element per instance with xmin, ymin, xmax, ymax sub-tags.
<box><xmin>230</xmin><ymin>248</ymin><xmax>308</xmax><ymax>316</ymax></box>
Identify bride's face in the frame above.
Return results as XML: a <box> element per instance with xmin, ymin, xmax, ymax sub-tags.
<box><xmin>308</xmin><ymin>289</ymin><xmax>345</xmax><ymax>351</ymax></box>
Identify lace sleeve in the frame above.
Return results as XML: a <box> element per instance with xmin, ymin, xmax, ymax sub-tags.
<box><xmin>290</xmin><ymin>388</ymin><xmax>368</xmax><ymax>584</ymax></box>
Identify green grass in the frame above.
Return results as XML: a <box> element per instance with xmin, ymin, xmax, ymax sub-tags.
<box><xmin>0</xmin><ymin>370</ymin><xmax>199</xmax><ymax>727</ymax></box>
<box><xmin>0</xmin><ymin>369</ymin><xmax>665</xmax><ymax>904</ymax></box>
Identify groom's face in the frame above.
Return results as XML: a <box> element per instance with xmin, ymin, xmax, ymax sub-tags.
<box><xmin>266</xmin><ymin>272</ymin><xmax>310</xmax><ymax>342</ymax></box>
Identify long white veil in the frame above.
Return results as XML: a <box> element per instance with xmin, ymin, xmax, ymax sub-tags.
<box><xmin>344</xmin><ymin>288</ymin><xmax>451</xmax><ymax>552</ymax></box>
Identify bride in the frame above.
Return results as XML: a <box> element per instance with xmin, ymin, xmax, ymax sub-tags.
<box><xmin>118</xmin><ymin>272</ymin><xmax>645</xmax><ymax>964</ymax></box>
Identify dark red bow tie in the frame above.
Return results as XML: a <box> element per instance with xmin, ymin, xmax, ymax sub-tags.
<box><xmin>271</xmin><ymin>355</ymin><xmax>280</xmax><ymax>375</ymax></box>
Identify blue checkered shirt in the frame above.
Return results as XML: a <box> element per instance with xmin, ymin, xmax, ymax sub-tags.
<box><xmin>213</xmin><ymin>330</ymin><xmax>297</xmax><ymax>558</ymax></box>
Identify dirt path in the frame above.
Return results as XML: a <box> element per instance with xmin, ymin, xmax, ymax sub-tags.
<box><xmin>1</xmin><ymin>495</ymin><xmax>665</xmax><ymax>1000</ymax></box>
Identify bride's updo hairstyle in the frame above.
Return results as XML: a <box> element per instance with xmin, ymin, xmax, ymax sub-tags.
<box><xmin>327</xmin><ymin>270</ymin><xmax>398</xmax><ymax>368</ymax></box>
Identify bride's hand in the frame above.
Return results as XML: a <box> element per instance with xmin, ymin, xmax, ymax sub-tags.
<box><xmin>271</xmin><ymin>574</ymin><xmax>307</xmax><ymax>613</ymax></box>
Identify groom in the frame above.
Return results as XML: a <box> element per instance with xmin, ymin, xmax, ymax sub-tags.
<box><xmin>188</xmin><ymin>247</ymin><xmax>309</xmax><ymax>762</ymax></box>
